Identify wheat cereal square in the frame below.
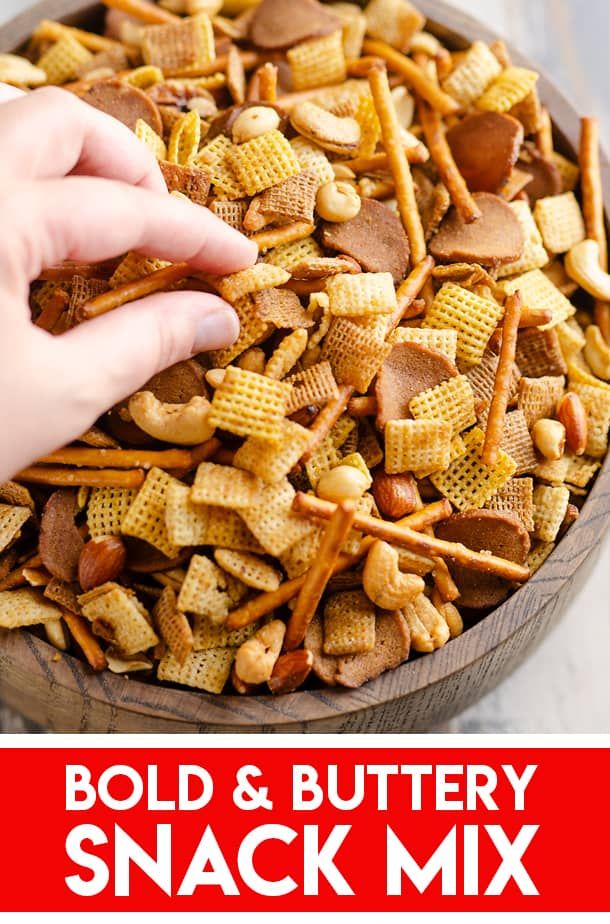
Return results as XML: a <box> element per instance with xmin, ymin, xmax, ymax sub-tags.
<box><xmin>157</xmin><ymin>647</ymin><xmax>234</xmax><ymax>693</ymax></box>
<box><xmin>385</xmin><ymin>419</ymin><xmax>452</xmax><ymax>475</ymax></box>
<box><xmin>533</xmin><ymin>484</ymin><xmax>570</xmax><ymax>542</ymax></box>
<box><xmin>191</xmin><ymin>461</ymin><xmax>263</xmax><ymax>509</ymax></box>
<box><xmin>430</xmin><ymin>427</ymin><xmax>517</xmax><ymax>510</ymax></box>
<box><xmin>209</xmin><ymin>366</ymin><xmax>292</xmax><ymax>441</ymax></box>
<box><xmin>121</xmin><ymin>468</ymin><xmax>180</xmax><ymax>559</ymax></box>
<box><xmin>323</xmin><ymin>590</ymin><xmax>375</xmax><ymax>655</ymax></box>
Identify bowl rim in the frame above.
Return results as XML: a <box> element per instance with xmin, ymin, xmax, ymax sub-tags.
<box><xmin>1</xmin><ymin>0</ymin><xmax>609</xmax><ymax>728</ymax></box>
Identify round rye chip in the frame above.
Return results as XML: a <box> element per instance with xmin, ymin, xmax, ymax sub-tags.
<box><xmin>320</xmin><ymin>199</ymin><xmax>410</xmax><ymax>284</ymax></box>
<box><xmin>516</xmin><ymin>149</ymin><xmax>563</xmax><ymax>203</ymax></box>
<box><xmin>249</xmin><ymin>0</ymin><xmax>341</xmax><ymax>50</ymax></box>
<box><xmin>79</xmin><ymin>79</ymin><xmax>163</xmax><ymax>135</ymax></box>
<box><xmin>429</xmin><ymin>192</ymin><xmax>525</xmax><ymax>267</ymax></box>
<box><xmin>39</xmin><ymin>489</ymin><xmax>84</xmax><ymax>583</ymax></box>
<box><xmin>435</xmin><ymin>509</ymin><xmax>530</xmax><ymax>609</ymax></box>
<box><xmin>375</xmin><ymin>342</ymin><xmax>458</xmax><ymax>429</ymax></box>
<box><xmin>446</xmin><ymin>112</ymin><xmax>524</xmax><ymax>193</ymax></box>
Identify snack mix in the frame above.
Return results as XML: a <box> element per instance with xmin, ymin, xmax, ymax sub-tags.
<box><xmin>0</xmin><ymin>0</ymin><xmax>609</xmax><ymax>697</ymax></box>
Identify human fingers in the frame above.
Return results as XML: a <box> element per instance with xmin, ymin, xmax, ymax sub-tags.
<box><xmin>0</xmin><ymin>83</ymin><xmax>25</xmax><ymax>104</ymax></box>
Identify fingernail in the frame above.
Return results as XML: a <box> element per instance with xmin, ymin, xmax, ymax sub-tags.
<box><xmin>194</xmin><ymin>307</ymin><xmax>240</xmax><ymax>353</ymax></box>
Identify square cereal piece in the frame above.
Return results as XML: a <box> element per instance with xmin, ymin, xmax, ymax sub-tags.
<box><xmin>340</xmin><ymin>452</ymin><xmax>373</xmax><ymax>489</ymax></box>
<box><xmin>255</xmin><ymin>171</ymin><xmax>319</xmax><ymax>224</ymax></box>
<box><xmin>552</xmin><ymin>152</ymin><xmax>580</xmax><ymax>192</ymax></box>
<box><xmin>556</xmin><ymin>319</ymin><xmax>586</xmax><ymax>361</ymax></box>
<box><xmin>290</xmin><ymin>136</ymin><xmax>335</xmax><ymax>185</ymax></box>
<box><xmin>534</xmin><ymin>455</ymin><xmax>570</xmax><ymax>485</ymax></box>
<box><xmin>192</xmin><ymin>617</ymin><xmax>257</xmax><ymax>652</ymax></box>
<box><xmin>191</xmin><ymin>461</ymin><xmax>263</xmax><ymax>509</ymax></box>
<box><xmin>279</xmin><ymin>524</ymin><xmax>325</xmax><ymax>578</ymax></box>
<box><xmin>110</xmin><ymin>252</ymin><xmax>170</xmax><ymax>288</ymax></box>
<box><xmin>265</xmin><ymin>328</ymin><xmax>309</xmax><ymax>380</ymax></box>
<box><xmin>528</xmin><ymin>540</ymin><xmax>555</xmax><ymax>573</ymax></box>
<box><xmin>240</xmin><ymin>479</ymin><xmax>314</xmax><ymax>556</ymax></box>
<box><xmin>332</xmin><ymin>3</ymin><xmax>366</xmax><ymax>58</ymax></box>
<box><xmin>227</xmin><ymin>129</ymin><xmax>301</xmax><ymax>196</ymax></box>
<box><xmin>486</xmin><ymin>477</ymin><xmax>535</xmax><ymax>532</ymax></box>
<box><xmin>305</xmin><ymin>434</ymin><xmax>343</xmax><ymax>487</ymax></box>
<box><xmin>216</xmin><ymin>263</ymin><xmax>290</xmax><ymax>303</ymax></box>
<box><xmin>157</xmin><ymin>648</ymin><xmax>234</xmax><ymax>694</ymax></box>
<box><xmin>153</xmin><ymin>585</ymin><xmax>193</xmax><ymax>665</ymax></box>
<box><xmin>430</xmin><ymin>427</ymin><xmax>517</xmax><ymax>511</ymax></box>
<box><xmin>503</xmin><ymin>269</ymin><xmax>575</xmax><ymax>329</ymax></box>
<box><xmin>564</xmin><ymin>453</ymin><xmax>600</xmax><ymax>489</ymax></box>
<box><xmin>385</xmin><ymin>419</ymin><xmax>452</xmax><ymax>475</ymax></box>
<box><xmin>37</xmin><ymin>35</ymin><xmax>92</xmax><ymax>85</ymax></box>
<box><xmin>534</xmin><ymin>192</ymin><xmax>585</xmax><ymax>254</ymax></box>
<box><xmin>354</xmin><ymin>92</ymin><xmax>381</xmax><ymax>158</ymax></box>
<box><xmin>233</xmin><ymin>419</ymin><xmax>313</xmax><ymax>484</ymax></box>
<box><xmin>497</xmin><ymin>200</ymin><xmax>549</xmax><ymax>278</ymax></box>
<box><xmin>121</xmin><ymin>468</ymin><xmax>180</xmax><ymax>559</ymax></box>
<box><xmin>287</xmin><ymin>30</ymin><xmax>346</xmax><ymax>91</ymax></box>
<box><xmin>441</xmin><ymin>40</ymin><xmax>501</xmax><ymax>108</ymax></box>
<box><xmin>569</xmin><ymin>382</ymin><xmax>610</xmax><ymax>458</ymax></box>
<box><xmin>165</xmin><ymin>482</ymin><xmax>210</xmax><ymax>547</ymax></box>
<box><xmin>498</xmin><ymin>409</ymin><xmax>538</xmax><ymax>475</ymax></box>
<box><xmin>177</xmin><ymin>554</ymin><xmax>232</xmax><ymax>623</ymax></box>
<box><xmin>0</xmin><ymin>505</ymin><xmax>30</xmax><ymax>553</ymax></box>
<box><xmin>476</xmin><ymin>66</ymin><xmax>539</xmax><ymax>113</ymax></box>
<box><xmin>388</xmin><ymin>326</ymin><xmax>458</xmax><ymax>363</ymax></box>
<box><xmin>327</xmin><ymin>272</ymin><xmax>397</xmax><ymax>317</ymax></box>
<box><xmin>213</xmin><ymin>549</ymin><xmax>281</xmax><ymax>592</ymax></box>
<box><xmin>515</xmin><ymin>327</ymin><xmax>567</xmax><ymax>378</ymax></box>
<box><xmin>364</xmin><ymin>0</ymin><xmax>425</xmax><ymax>52</ymax></box>
<box><xmin>79</xmin><ymin>583</ymin><xmax>159</xmax><ymax>655</ymax></box>
<box><xmin>409</xmin><ymin>374</ymin><xmax>476</xmax><ymax>437</ymax></box>
<box><xmin>423</xmin><ymin>283</ymin><xmax>505</xmax><ymax>371</ymax></box>
<box><xmin>323</xmin><ymin>590</ymin><xmax>375</xmax><ymax>655</ymax></box>
<box><xmin>204</xmin><ymin>506</ymin><xmax>265</xmax><ymax>553</ymax></box>
<box><xmin>210</xmin><ymin>198</ymin><xmax>248</xmax><ymax>232</ymax></box>
<box><xmin>517</xmin><ymin>375</ymin><xmax>565</xmax><ymax>428</ymax></box>
<box><xmin>209</xmin><ymin>365</ymin><xmax>292</xmax><ymax>442</ymax></box>
<box><xmin>69</xmin><ymin>276</ymin><xmax>109</xmax><ymax>322</ymax></box>
<box><xmin>135</xmin><ymin>118</ymin><xmax>167</xmax><ymax>161</ymax></box>
<box><xmin>322</xmin><ymin>318</ymin><xmax>392</xmax><ymax>392</ymax></box>
<box><xmin>44</xmin><ymin>578</ymin><xmax>80</xmax><ymax>615</ymax></box>
<box><xmin>254</xmin><ymin>288</ymin><xmax>315</xmax><ymax>330</ymax></box>
<box><xmin>142</xmin><ymin>14</ymin><xmax>215</xmax><ymax>73</ymax></box>
<box><xmin>413</xmin><ymin>433</ymin><xmax>467</xmax><ymax>480</ymax></box>
<box><xmin>358</xmin><ymin>418</ymin><xmax>384</xmax><ymax>469</ymax></box>
<box><xmin>87</xmin><ymin>487</ymin><xmax>138</xmax><ymax>538</ymax></box>
<box><xmin>0</xmin><ymin>589</ymin><xmax>61</xmax><ymax>629</ymax></box>
<box><xmin>209</xmin><ymin>295</ymin><xmax>271</xmax><ymax>368</ymax></box>
<box><xmin>265</xmin><ymin>235</ymin><xmax>323</xmax><ymax>268</ymax></box>
<box><xmin>160</xmin><ymin>160</ymin><xmax>211</xmax><ymax>206</ymax></box>
<box><xmin>0</xmin><ymin>481</ymin><xmax>34</xmax><ymax>510</ymax></box>
<box><xmin>533</xmin><ymin>484</ymin><xmax>570</xmax><ymax>542</ymax></box>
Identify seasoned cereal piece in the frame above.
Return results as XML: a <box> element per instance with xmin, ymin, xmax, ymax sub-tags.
<box><xmin>110</xmin><ymin>252</ymin><xmax>170</xmax><ymax>288</ymax></box>
<box><xmin>388</xmin><ymin>327</ymin><xmax>458</xmax><ymax>363</ymax></box>
<box><xmin>177</xmin><ymin>554</ymin><xmax>232</xmax><ymax>623</ymax></box>
<box><xmin>234</xmin><ymin>419</ymin><xmax>313</xmax><ymax>484</ymax></box>
<box><xmin>423</xmin><ymin>283</ymin><xmax>505</xmax><ymax>370</ymax></box>
<box><xmin>209</xmin><ymin>366</ymin><xmax>292</xmax><ymax>441</ymax></box>
<box><xmin>364</xmin><ymin>0</ymin><xmax>424</xmax><ymax>52</ymax></box>
<box><xmin>0</xmin><ymin>589</ymin><xmax>61</xmax><ymax>629</ymax></box>
<box><xmin>502</xmin><ymin>269</ymin><xmax>575</xmax><ymax>330</ymax></box>
<box><xmin>534</xmin><ymin>192</ymin><xmax>586</xmax><ymax>254</ymax></box>
<box><xmin>165</xmin><ymin>482</ymin><xmax>210</xmax><ymax>547</ymax></box>
<box><xmin>287</xmin><ymin>30</ymin><xmax>346</xmax><ymax>91</ymax></box>
<box><xmin>154</xmin><ymin>585</ymin><xmax>193</xmax><ymax>665</ymax></box>
<box><xmin>214</xmin><ymin>549</ymin><xmax>281</xmax><ymax>592</ymax></box>
<box><xmin>191</xmin><ymin>462</ymin><xmax>263</xmax><ymax>509</ymax></box>
<box><xmin>290</xmin><ymin>136</ymin><xmax>335</xmax><ymax>185</ymax></box>
<box><xmin>136</xmin><ymin>119</ymin><xmax>167</xmax><ymax>160</ymax></box>
<box><xmin>158</xmin><ymin>648</ymin><xmax>234</xmax><ymax>694</ymax></box>
<box><xmin>409</xmin><ymin>375</ymin><xmax>476</xmax><ymax>437</ymax></box>
<box><xmin>430</xmin><ymin>427</ymin><xmax>516</xmax><ymax>510</ymax></box>
<box><xmin>37</xmin><ymin>34</ymin><xmax>92</xmax><ymax>84</ymax></box>
<box><xmin>240</xmin><ymin>479</ymin><xmax>315</xmax><ymax>557</ymax></box>
<box><xmin>528</xmin><ymin>540</ymin><xmax>555</xmax><ymax>573</ymax></box>
<box><xmin>570</xmin><ymin>382</ymin><xmax>610</xmax><ymax>458</ymax></box>
<box><xmin>141</xmin><ymin>14</ymin><xmax>215</xmax><ymax>73</ymax></box>
<box><xmin>87</xmin><ymin>487</ymin><xmax>137</xmax><ymax>538</ymax></box>
<box><xmin>160</xmin><ymin>160</ymin><xmax>211</xmax><ymax>205</ymax></box>
<box><xmin>322</xmin><ymin>317</ymin><xmax>392</xmax><ymax>392</ymax></box>
<box><xmin>517</xmin><ymin>375</ymin><xmax>565</xmax><ymax>428</ymax></box>
<box><xmin>323</xmin><ymin>590</ymin><xmax>375</xmax><ymax>655</ymax></box>
<box><xmin>533</xmin><ymin>484</ymin><xmax>570</xmax><ymax>542</ymax></box>
<box><xmin>227</xmin><ymin>130</ymin><xmax>301</xmax><ymax>196</ymax></box>
<box><xmin>486</xmin><ymin>477</ymin><xmax>535</xmax><ymax>532</ymax></box>
<box><xmin>0</xmin><ymin>505</ymin><xmax>31</xmax><ymax>554</ymax></box>
<box><xmin>442</xmin><ymin>40</ymin><xmax>501</xmax><ymax>108</ymax></box>
<box><xmin>327</xmin><ymin>272</ymin><xmax>397</xmax><ymax>317</ymax></box>
<box><xmin>209</xmin><ymin>295</ymin><xmax>271</xmax><ymax>368</ymax></box>
<box><xmin>497</xmin><ymin>200</ymin><xmax>549</xmax><ymax>278</ymax></box>
<box><xmin>515</xmin><ymin>327</ymin><xmax>567</xmax><ymax>378</ymax></box>
<box><xmin>210</xmin><ymin>198</ymin><xmax>248</xmax><ymax>232</ymax></box>
<box><xmin>385</xmin><ymin>419</ymin><xmax>452</xmax><ymax>475</ymax></box>
<box><xmin>79</xmin><ymin>583</ymin><xmax>159</xmax><ymax>655</ymax></box>
<box><xmin>192</xmin><ymin>617</ymin><xmax>257</xmax><ymax>652</ymax></box>
<box><xmin>121</xmin><ymin>468</ymin><xmax>180</xmax><ymax>559</ymax></box>
<box><xmin>476</xmin><ymin>67</ymin><xmax>539</xmax><ymax>114</ymax></box>
<box><xmin>216</xmin><ymin>263</ymin><xmax>290</xmax><ymax>303</ymax></box>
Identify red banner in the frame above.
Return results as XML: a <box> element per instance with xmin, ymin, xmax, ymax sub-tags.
<box><xmin>0</xmin><ymin>746</ymin><xmax>607</xmax><ymax>912</ymax></box>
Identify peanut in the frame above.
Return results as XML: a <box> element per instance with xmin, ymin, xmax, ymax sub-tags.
<box><xmin>316</xmin><ymin>464</ymin><xmax>369</xmax><ymax>503</ymax></box>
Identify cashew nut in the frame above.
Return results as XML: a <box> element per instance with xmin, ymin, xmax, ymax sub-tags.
<box><xmin>363</xmin><ymin>540</ymin><xmax>425</xmax><ymax>610</ymax></box>
<box><xmin>401</xmin><ymin>594</ymin><xmax>451</xmax><ymax>652</ymax></box>
<box><xmin>532</xmin><ymin>418</ymin><xmax>566</xmax><ymax>460</ymax></box>
<box><xmin>205</xmin><ymin>368</ymin><xmax>226</xmax><ymax>389</ymax></box>
<box><xmin>584</xmin><ymin>324</ymin><xmax>610</xmax><ymax>380</ymax></box>
<box><xmin>234</xmin><ymin>619</ymin><xmax>286</xmax><ymax>684</ymax></box>
<box><xmin>316</xmin><ymin>180</ymin><xmax>362</xmax><ymax>222</ymax></box>
<box><xmin>565</xmin><ymin>239</ymin><xmax>610</xmax><ymax>300</ymax></box>
<box><xmin>128</xmin><ymin>391</ymin><xmax>215</xmax><ymax>445</ymax></box>
<box><xmin>232</xmin><ymin>105</ymin><xmax>280</xmax><ymax>144</ymax></box>
<box><xmin>317</xmin><ymin>464</ymin><xmax>369</xmax><ymax>502</ymax></box>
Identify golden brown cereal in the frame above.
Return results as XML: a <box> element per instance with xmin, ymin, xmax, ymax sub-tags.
<box><xmin>227</xmin><ymin>129</ymin><xmax>301</xmax><ymax>195</ymax></box>
<box><xmin>497</xmin><ymin>200</ymin><xmax>549</xmax><ymax>278</ymax></box>
<box><xmin>322</xmin><ymin>317</ymin><xmax>392</xmax><ymax>392</ymax></box>
<box><xmin>214</xmin><ymin>549</ymin><xmax>281</xmax><ymax>592</ymax></box>
<box><xmin>86</xmin><ymin>487</ymin><xmax>138</xmax><ymax>539</ymax></box>
<box><xmin>177</xmin><ymin>554</ymin><xmax>233</xmax><ymax>622</ymax></box>
<box><xmin>109</xmin><ymin>252</ymin><xmax>171</xmax><ymax>288</ymax></box>
<box><xmin>264</xmin><ymin>329</ymin><xmax>308</xmax><ymax>379</ymax></box>
<box><xmin>534</xmin><ymin>192</ymin><xmax>586</xmax><ymax>254</ymax></box>
<box><xmin>533</xmin><ymin>484</ymin><xmax>570</xmax><ymax>542</ymax></box>
<box><xmin>430</xmin><ymin>427</ymin><xmax>517</xmax><ymax>511</ymax></box>
<box><xmin>518</xmin><ymin>375</ymin><xmax>566</xmax><ymax>428</ymax></box>
<box><xmin>515</xmin><ymin>327</ymin><xmax>567</xmax><ymax>378</ymax></box>
<box><xmin>385</xmin><ymin>419</ymin><xmax>453</xmax><ymax>475</ymax></box>
<box><xmin>0</xmin><ymin>506</ymin><xmax>31</xmax><ymax>554</ymax></box>
<box><xmin>287</xmin><ymin>30</ymin><xmax>346</xmax><ymax>91</ymax></box>
<box><xmin>0</xmin><ymin>589</ymin><xmax>61</xmax><ymax>629</ymax></box>
<box><xmin>158</xmin><ymin>648</ymin><xmax>235</xmax><ymax>693</ymax></box>
<box><xmin>209</xmin><ymin>366</ymin><xmax>292</xmax><ymax>441</ymax></box>
<box><xmin>37</xmin><ymin>34</ymin><xmax>92</xmax><ymax>84</ymax></box>
<box><xmin>327</xmin><ymin>271</ymin><xmax>397</xmax><ymax>317</ymax></box>
<box><xmin>153</xmin><ymin>585</ymin><xmax>193</xmax><ymax>665</ymax></box>
<box><xmin>553</xmin><ymin>152</ymin><xmax>580</xmax><ymax>193</ymax></box>
<box><xmin>388</xmin><ymin>326</ymin><xmax>458</xmax><ymax>363</ymax></box>
<box><xmin>569</xmin><ymin>382</ymin><xmax>610</xmax><ymax>458</ymax></box>
<box><xmin>441</xmin><ymin>40</ymin><xmax>501</xmax><ymax>108</ymax></box>
<box><xmin>527</xmin><ymin>540</ymin><xmax>555</xmax><ymax>573</ymax></box>
<box><xmin>476</xmin><ymin>67</ymin><xmax>538</xmax><ymax>114</ymax></box>
<box><xmin>290</xmin><ymin>136</ymin><xmax>335</xmax><ymax>185</ymax></box>
<box><xmin>79</xmin><ymin>583</ymin><xmax>159</xmax><ymax>655</ymax></box>
<box><xmin>502</xmin><ymin>269</ymin><xmax>575</xmax><ymax>329</ymax></box>
<box><xmin>216</xmin><ymin>263</ymin><xmax>291</xmax><ymax>303</ymax></box>
<box><xmin>141</xmin><ymin>14</ymin><xmax>215</xmax><ymax>73</ymax></box>
<box><xmin>233</xmin><ymin>419</ymin><xmax>314</xmax><ymax>484</ymax></box>
<box><xmin>210</xmin><ymin>198</ymin><xmax>248</xmax><ymax>232</ymax></box>
<box><xmin>486</xmin><ymin>477</ymin><xmax>535</xmax><ymax>532</ymax></box>
<box><xmin>423</xmin><ymin>283</ymin><xmax>505</xmax><ymax>370</ymax></box>
<box><xmin>409</xmin><ymin>375</ymin><xmax>476</xmax><ymax>437</ymax></box>
<box><xmin>192</xmin><ymin>618</ymin><xmax>257</xmax><ymax>652</ymax></box>
<box><xmin>136</xmin><ymin>119</ymin><xmax>168</xmax><ymax>160</ymax></box>
<box><xmin>323</xmin><ymin>589</ymin><xmax>375</xmax><ymax>655</ymax></box>
<box><xmin>121</xmin><ymin>467</ymin><xmax>180</xmax><ymax>559</ymax></box>
<box><xmin>191</xmin><ymin>461</ymin><xmax>263</xmax><ymax>508</ymax></box>
<box><xmin>240</xmin><ymin>479</ymin><xmax>317</xmax><ymax>557</ymax></box>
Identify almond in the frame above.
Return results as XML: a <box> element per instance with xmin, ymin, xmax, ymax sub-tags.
<box><xmin>78</xmin><ymin>536</ymin><xmax>127</xmax><ymax>592</ymax></box>
<box><xmin>557</xmin><ymin>392</ymin><xmax>588</xmax><ymax>456</ymax></box>
<box><xmin>268</xmin><ymin>649</ymin><xmax>313</xmax><ymax>694</ymax></box>
<box><xmin>372</xmin><ymin>471</ymin><xmax>417</xmax><ymax>519</ymax></box>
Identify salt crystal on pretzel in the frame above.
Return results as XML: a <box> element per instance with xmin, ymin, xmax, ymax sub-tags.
<box><xmin>486</xmin><ymin>477</ymin><xmax>535</xmax><ymax>532</ymax></box>
<box><xmin>534</xmin><ymin>191</ymin><xmax>586</xmax><ymax>254</ymax></box>
<box><xmin>79</xmin><ymin>582</ymin><xmax>159</xmax><ymax>654</ymax></box>
<box><xmin>409</xmin><ymin>374</ymin><xmax>476</xmax><ymax>437</ymax></box>
<box><xmin>158</xmin><ymin>647</ymin><xmax>235</xmax><ymax>693</ymax></box>
<box><xmin>423</xmin><ymin>282</ymin><xmax>505</xmax><ymax>371</ymax></box>
<box><xmin>533</xmin><ymin>484</ymin><xmax>570</xmax><ymax>542</ymax></box>
<box><xmin>287</xmin><ymin>30</ymin><xmax>346</xmax><ymax>91</ymax></box>
<box><xmin>191</xmin><ymin>461</ymin><xmax>263</xmax><ymax>509</ymax></box>
<box><xmin>209</xmin><ymin>366</ymin><xmax>292</xmax><ymax>441</ymax></box>
<box><xmin>153</xmin><ymin>585</ymin><xmax>193</xmax><ymax>665</ymax></box>
<box><xmin>430</xmin><ymin>426</ymin><xmax>516</xmax><ymax>511</ymax></box>
<box><xmin>142</xmin><ymin>14</ymin><xmax>215</xmax><ymax>73</ymax></box>
<box><xmin>121</xmin><ymin>467</ymin><xmax>180</xmax><ymax>559</ymax></box>
<box><xmin>441</xmin><ymin>40</ymin><xmax>501</xmax><ymax>108</ymax></box>
<box><xmin>323</xmin><ymin>589</ymin><xmax>375</xmax><ymax>655</ymax></box>
<box><xmin>214</xmin><ymin>549</ymin><xmax>281</xmax><ymax>592</ymax></box>
<box><xmin>385</xmin><ymin>418</ymin><xmax>452</xmax><ymax>475</ymax></box>
<box><xmin>476</xmin><ymin>66</ymin><xmax>538</xmax><ymax>114</ymax></box>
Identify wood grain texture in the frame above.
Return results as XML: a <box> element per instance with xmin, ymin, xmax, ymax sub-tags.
<box><xmin>0</xmin><ymin>0</ymin><xmax>608</xmax><ymax>733</ymax></box>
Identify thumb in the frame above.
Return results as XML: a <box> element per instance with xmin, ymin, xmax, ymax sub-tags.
<box><xmin>53</xmin><ymin>290</ymin><xmax>238</xmax><ymax>426</ymax></box>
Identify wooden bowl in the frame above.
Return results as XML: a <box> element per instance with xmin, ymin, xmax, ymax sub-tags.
<box><xmin>1</xmin><ymin>0</ymin><xmax>608</xmax><ymax>733</ymax></box>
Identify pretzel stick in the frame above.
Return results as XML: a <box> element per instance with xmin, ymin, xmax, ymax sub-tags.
<box><xmin>535</xmin><ymin>107</ymin><xmax>554</xmax><ymax>159</ymax></box>
<box><xmin>580</xmin><ymin>117</ymin><xmax>609</xmax><ymax>341</ymax></box>
<box><xmin>482</xmin><ymin>290</ymin><xmax>522</xmax><ymax>467</ymax></box>
<box><xmin>386</xmin><ymin>255</ymin><xmax>435</xmax><ymax>333</ymax></box>
<box><xmin>35</xmin><ymin>288</ymin><xmax>69</xmax><ymax>332</ymax></box>
<box><xmin>39</xmin><ymin>259</ymin><xmax>120</xmax><ymax>282</ymax></box>
<box><xmin>171</xmin><ymin>437</ymin><xmax>222</xmax><ymax>478</ymax></box>
<box><xmin>33</xmin><ymin>19</ymin><xmax>126</xmax><ymax>53</ymax></box>
<box><xmin>227</xmin><ymin>500</ymin><xmax>452</xmax><ymax>628</ymax></box>
<box><xmin>518</xmin><ymin>306</ymin><xmax>553</xmax><ymax>328</ymax></box>
<box><xmin>38</xmin><ymin>447</ymin><xmax>194</xmax><ymax>470</ymax></box>
<box><xmin>293</xmin><ymin>493</ymin><xmax>529</xmax><ymax>581</ymax></box>
<box><xmin>368</xmin><ymin>63</ymin><xmax>427</xmax><ymax>264</ymax></box>
<box><xmin>417</xmin><ymin>98</ymin><xmax>482</xmax><ymax>224</ymax></box>
<box><xmin>435</xmin><ymin>47</ymin><xmax>453</xmax><ymax>82</ymax></box>
<box><xmin>284</xmin><ymin>501</ymin><xmax>356</xmax><ymax>650</ymax></box>
<box><xmin>412</xmin><ymin>484</ymin><xmax>459</xmax><ymax>603</ymax></box>
<box><xmin>16</xmin><ymin>467</ymin><xmax>145</xmax><ymax>488</ymax></box>
<box><xmin>102</xmin><ymin>0</ymin><xmax>179</xmax><ymax>24</ymax></box>
<box><xmin>251</xmin><ymin>221</ymin><xmax>316</xmax><ymax>252</ymax></box>
<box><xmin>0</xmin><ymin>552</ymin><xmax>42</xmax><ymax>592</ymax></box>
<box><xmin>362</xmin><ymin>39</ymin><xmax>459</xmax><ymax>116</ymax></box>
<box><xmin>165</xmin><ymin>51</ymin><xmax>261</xmax><ymax>80</ymax></box>
<box><xmin>300</xmin><ymin>385</ymin><xmax>354</xmax><ymax>463</ymax></box>
<box><xmin>79</xmin><ymin>262</ymin><xmax>192</xmax><ymax>320</ymax></box>
<box><xmin>347</xmin><ymin>396</ymin><xmax>377</xmax><ymax>417</ymax></box>
<box><xmin>256</xmin><ymin>62</ymin><xmax>278</xmax><ymax>102</ymax></box>
<box><xmin>62</xmin><ymin>611</ymin><xmax>108</xmax><ymax>672</ymax></box>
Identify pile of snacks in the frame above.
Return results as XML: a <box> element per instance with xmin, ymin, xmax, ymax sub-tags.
<box><xmin>1</xmin><ymin>0</ymin><xmax>609</xmax><ymax>696</ymax></box>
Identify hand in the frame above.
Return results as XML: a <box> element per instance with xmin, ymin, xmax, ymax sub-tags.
<box><xmin>0</xmin><ymin>84</ymin><xmax>257</xmax><ymax>482</ymax></box>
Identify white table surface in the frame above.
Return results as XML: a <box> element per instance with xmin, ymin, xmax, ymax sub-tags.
<box><xmin>0</xmin><ymin>0</ymin><xmax>608</xmax><ymax>734</ymax></box>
